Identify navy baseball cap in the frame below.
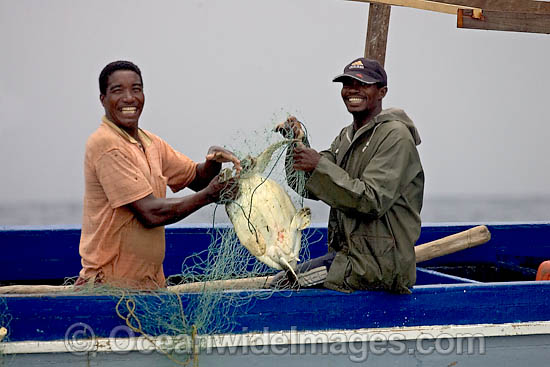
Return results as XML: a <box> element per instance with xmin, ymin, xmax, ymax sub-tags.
<box><xmin>333</xmin><ymin>57</ymin><xmax>387</xmax><ymax>86</ymax></box>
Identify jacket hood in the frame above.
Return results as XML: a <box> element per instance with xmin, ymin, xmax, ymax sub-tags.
<box><xmin>374</xmin><ymin>108</ymin><xmax>421</xmax><ymax>145</ymax></box>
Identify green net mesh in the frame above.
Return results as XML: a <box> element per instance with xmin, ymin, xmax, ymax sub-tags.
<box><xmin>70</xmin><ymin>117</ymin><xmax>322</xmax><ymax>364</ymax></box>
<box><xmin>0</xmin><ymin>298</ymin><xmax>12</xmax><ymax>362</ymax></box>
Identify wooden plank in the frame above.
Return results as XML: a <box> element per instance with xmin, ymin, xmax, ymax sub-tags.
<box><xmin>0</xmin><ymin>285</ymin><xmax>72</xmax><ymax>294</ymax></box>
<box><xmin>430</xmin><ymin>0</ymin><xmax>550</xmax><ymax>14</ymax></box>
<box><xmin>168</xmin><ymin>276</ymin><xmax>273</xmax><ymax>293</ymax></box>
<box><xmin>348</xmin><ymin>0</ymin><xmax>480</xmax><ymax>15</ymax></box>
<box><xmin>365</xmin><ymin>2</ymin><xmax>392</xmax><ymax>66</ymax></box>
<box><xmin>348</xmin><ymin>0</ymin><xmax>550</xmax><ymax>17</ymax></box>
<box><xmin>458</xmin><ymin>8</ymin><xmax>550</xmax><ymax>34</ymax></box>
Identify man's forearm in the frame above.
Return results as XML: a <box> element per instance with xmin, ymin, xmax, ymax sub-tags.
<box><xmin>129</xmin><ymin>191</ymin><xmax>215</xmax><ymax>228</ymax></box>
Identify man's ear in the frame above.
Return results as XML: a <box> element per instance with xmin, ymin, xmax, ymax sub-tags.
<box><xmin>378</xmin><ymin>86</ymin><xmax>388</xmax><ymax>100</ymax></box>
<box><xmin>99</xmin><ymin>94</ymin><xmax>105</xmax><ymax>106</ymax></box>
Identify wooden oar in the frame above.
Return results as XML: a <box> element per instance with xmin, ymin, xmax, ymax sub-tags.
<box><xmin>0</xmin><ymin>226</ymin><xmax>490</xmax><ymax>295</ymax></box>
<box><xmin>170</xmin><ymin>225</ymin><xmax>491</xmax><ymax>292</ymax></box>
<box><xmin>415</xmin><ymin>225</ymin><xmax>490</xmax><ymax>263</ymax></box>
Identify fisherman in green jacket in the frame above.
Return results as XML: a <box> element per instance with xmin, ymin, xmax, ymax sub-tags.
<box><xmin>273</xmin><ymin>57</ymin><xmax>424</xmax><ymax>294</ymax></box>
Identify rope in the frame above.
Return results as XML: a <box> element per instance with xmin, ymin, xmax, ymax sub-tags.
<box><xmin>115</xmin><ymin>291</ymin><xmax>197</xmax><ymax>366</ymax></box>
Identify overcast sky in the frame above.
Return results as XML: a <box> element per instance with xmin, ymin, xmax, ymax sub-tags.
<box><xmin>1</xmin><ymin>0</ymin><xmax>549</xmax><ymax>206</ymax></box>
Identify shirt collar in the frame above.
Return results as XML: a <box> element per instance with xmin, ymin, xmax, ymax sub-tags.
<box><xmin>101</xmin><ymin>116</ymin><xmax>152</xmax><ymax>147</ymax></box>
<box><xmin>347</xmin><ymin>118</ymin><xmax>377</xmax><ymax>142</ymax></box>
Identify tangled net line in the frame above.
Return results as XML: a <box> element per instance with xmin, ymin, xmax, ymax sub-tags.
<box><xmin>0</xmin><ymin>298</ymin><xmax>12</xmax><ymax>358</ymax></box>
<box><xmin>79</xmin><ymin>119</ymin><xmax>323</xmax><ymax>365</ymax></box>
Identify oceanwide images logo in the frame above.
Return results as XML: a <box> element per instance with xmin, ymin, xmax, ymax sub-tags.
<box><xmin>64</xmin><ymin>322</ymin><xmax>96</xmax><ymax>355</ymax></box>
<box><xmin>64</xmin><ymin>323</ymin><xmax>486</xmax><ymax>362</ymax></box>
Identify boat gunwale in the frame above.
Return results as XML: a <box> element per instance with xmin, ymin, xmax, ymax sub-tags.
<box><xmin>2</xmin><ymin>320</ymin><xmax>550</xmax><ymax>355</ymax></box>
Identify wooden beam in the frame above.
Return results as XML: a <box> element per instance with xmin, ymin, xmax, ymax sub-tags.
<box><xmin>349</xmin><ymin>0</ymin><xmax>480</xmax><ymax>15</ymax></box>
<box><xmin>348</xmin><ymin>0</ymin><xmax>550</xmax><ymax>16</ymax></box>
<box><xmin>364</xmin><ymin>2</ymin><xmax>391</xmax><ymax>66</ymax></box>
<box><xmin>428</xmin><ymin>0</ymin><xmax>550</xmax><ymax>14</ymax></box>
<box><xmin>458</xmin><ymin>8</ymin><xmax>550</xmax><ymax>34</ymax></box>
<box><xmin>350</xmin><ymin>0</ymin><xmax>550</xmax><ymax>35</ymax></box>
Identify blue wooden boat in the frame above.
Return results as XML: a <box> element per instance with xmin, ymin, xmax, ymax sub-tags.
<box><xmin>1</xmin><ymin>222</ymin><xmax>550</xmax><ymax>366</ymax></box>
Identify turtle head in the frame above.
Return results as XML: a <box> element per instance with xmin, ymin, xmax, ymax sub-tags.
<box><xmin>237</xmin><ymin>139</ymin><xmax>293</xmax><ymax>176</ymax></box>
<box><xmin>239</xmin><ymin>155</ymin><xmax>257</xmax><ymax>175</ymax></box>
<box><xmin>253</xmin><ymin>139</ymin><xmax>293</xmax><ymax>174</ymax></box>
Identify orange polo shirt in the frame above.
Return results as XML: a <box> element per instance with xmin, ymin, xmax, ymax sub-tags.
<box><xmin>78</xmin><ymin>116</ymin><xmax>197</xmax><ymax>289</ymax></box>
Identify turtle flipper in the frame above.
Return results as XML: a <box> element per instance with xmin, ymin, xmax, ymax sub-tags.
<box><xmin>290</xmin><ymin>207</ymin><xmax>311</xmax><ymax>258</ymax></box>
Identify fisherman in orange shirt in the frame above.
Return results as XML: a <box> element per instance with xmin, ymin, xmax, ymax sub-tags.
<box><xmin>77</xmin><ymin>61</ymin><xmax>241</xmax><ymax>289</ymax></box>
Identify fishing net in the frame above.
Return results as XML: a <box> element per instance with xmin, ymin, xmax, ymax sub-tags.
<box><xmin>74</xmin><ymin>116</ymin><xmax>324</xmax><ymax>364</ymax></box>
<box><xmin>0</xmin><ymin>298</ymin><xmax>12</xmax><ymax>362</ymax></box>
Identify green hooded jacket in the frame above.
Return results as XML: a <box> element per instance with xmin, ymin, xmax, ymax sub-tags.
<box><xmin>293</xmin><ymin>108</ymin><xmax>424</xmax><ymax>294</ymax></box>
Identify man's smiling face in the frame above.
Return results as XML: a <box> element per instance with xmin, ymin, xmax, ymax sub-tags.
<box><xmin>100</xmin><ymin>70</ymin><xmax>144</xmax><ymax>131</ymax></box>
<box><xmin>340</xmin><ymin>77</ymin><xmax>386</xmax><ymax>115</ymax></box>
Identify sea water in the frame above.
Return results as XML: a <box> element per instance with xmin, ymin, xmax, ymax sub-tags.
<box><xmin>1</xmin><ymin>196</ymin><xmax>549</xmax><ymax>226</ymax></box>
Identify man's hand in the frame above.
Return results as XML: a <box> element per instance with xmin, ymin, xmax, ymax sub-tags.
<box><xmin>205</xmin><ymin>146</ymin><xmax>242</xmax><ymax>175</ymax></box>
<box><xmin>274</xmin><ymin>116</ymin><xmax>305</xmax><ymax>141</ymax></box>
<box><xmin>203</xmin><ymin>174</ymin><xmax>239</xmax><ymax>203</ymax></box>
<box><xmin>292</xmin><ymin>142</ymin><xmax>321</xmax><ymax>172</ymax></box>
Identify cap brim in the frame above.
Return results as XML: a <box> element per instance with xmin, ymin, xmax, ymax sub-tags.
<box><xmin>332</xmin><ymin>74</ymin><xmax>378</xmax><ymax>84</ymax></box>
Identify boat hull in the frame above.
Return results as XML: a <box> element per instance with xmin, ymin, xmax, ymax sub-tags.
<box><xmin>3</xmin><ymin>324</ymin><xmax>550</xmax><ymax>366</ymax></box>
<box><xmin>1</xmin><ymin>222</ymin><xmax>550</xmax><ymax>364</ymax></box>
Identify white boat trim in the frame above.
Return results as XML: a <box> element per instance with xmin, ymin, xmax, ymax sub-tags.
<box><xmin>2</xmin><ymin>321</ymin><xmax>550</xmax><ymax>355</ymax></box>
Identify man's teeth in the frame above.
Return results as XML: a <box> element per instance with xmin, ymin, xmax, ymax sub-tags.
<box><xmin>121</xmin><ymin>107</ymin><xmax>137</xmax><ymax>114</ymax></box>
<box><xmin>348</xmin><ymin>97</ymin><xmax>363</xmax><ymax>103</ymax></box>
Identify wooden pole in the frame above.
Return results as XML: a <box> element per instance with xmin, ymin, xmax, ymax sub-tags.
<box><xmin>365</xmin><ymin>2</ymin><xmax>392</xmax><ymax>66</ymax></box>
<box><xmin>415</xmin><ymin>225</ymin><xmax>491</xmax><ymax>263</ymax></box>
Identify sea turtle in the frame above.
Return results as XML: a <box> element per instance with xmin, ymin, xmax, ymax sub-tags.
<box><xmin>224</xmin><ymin>139</ymin><xmax>311</xmax><ymax>279</ymax></box>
